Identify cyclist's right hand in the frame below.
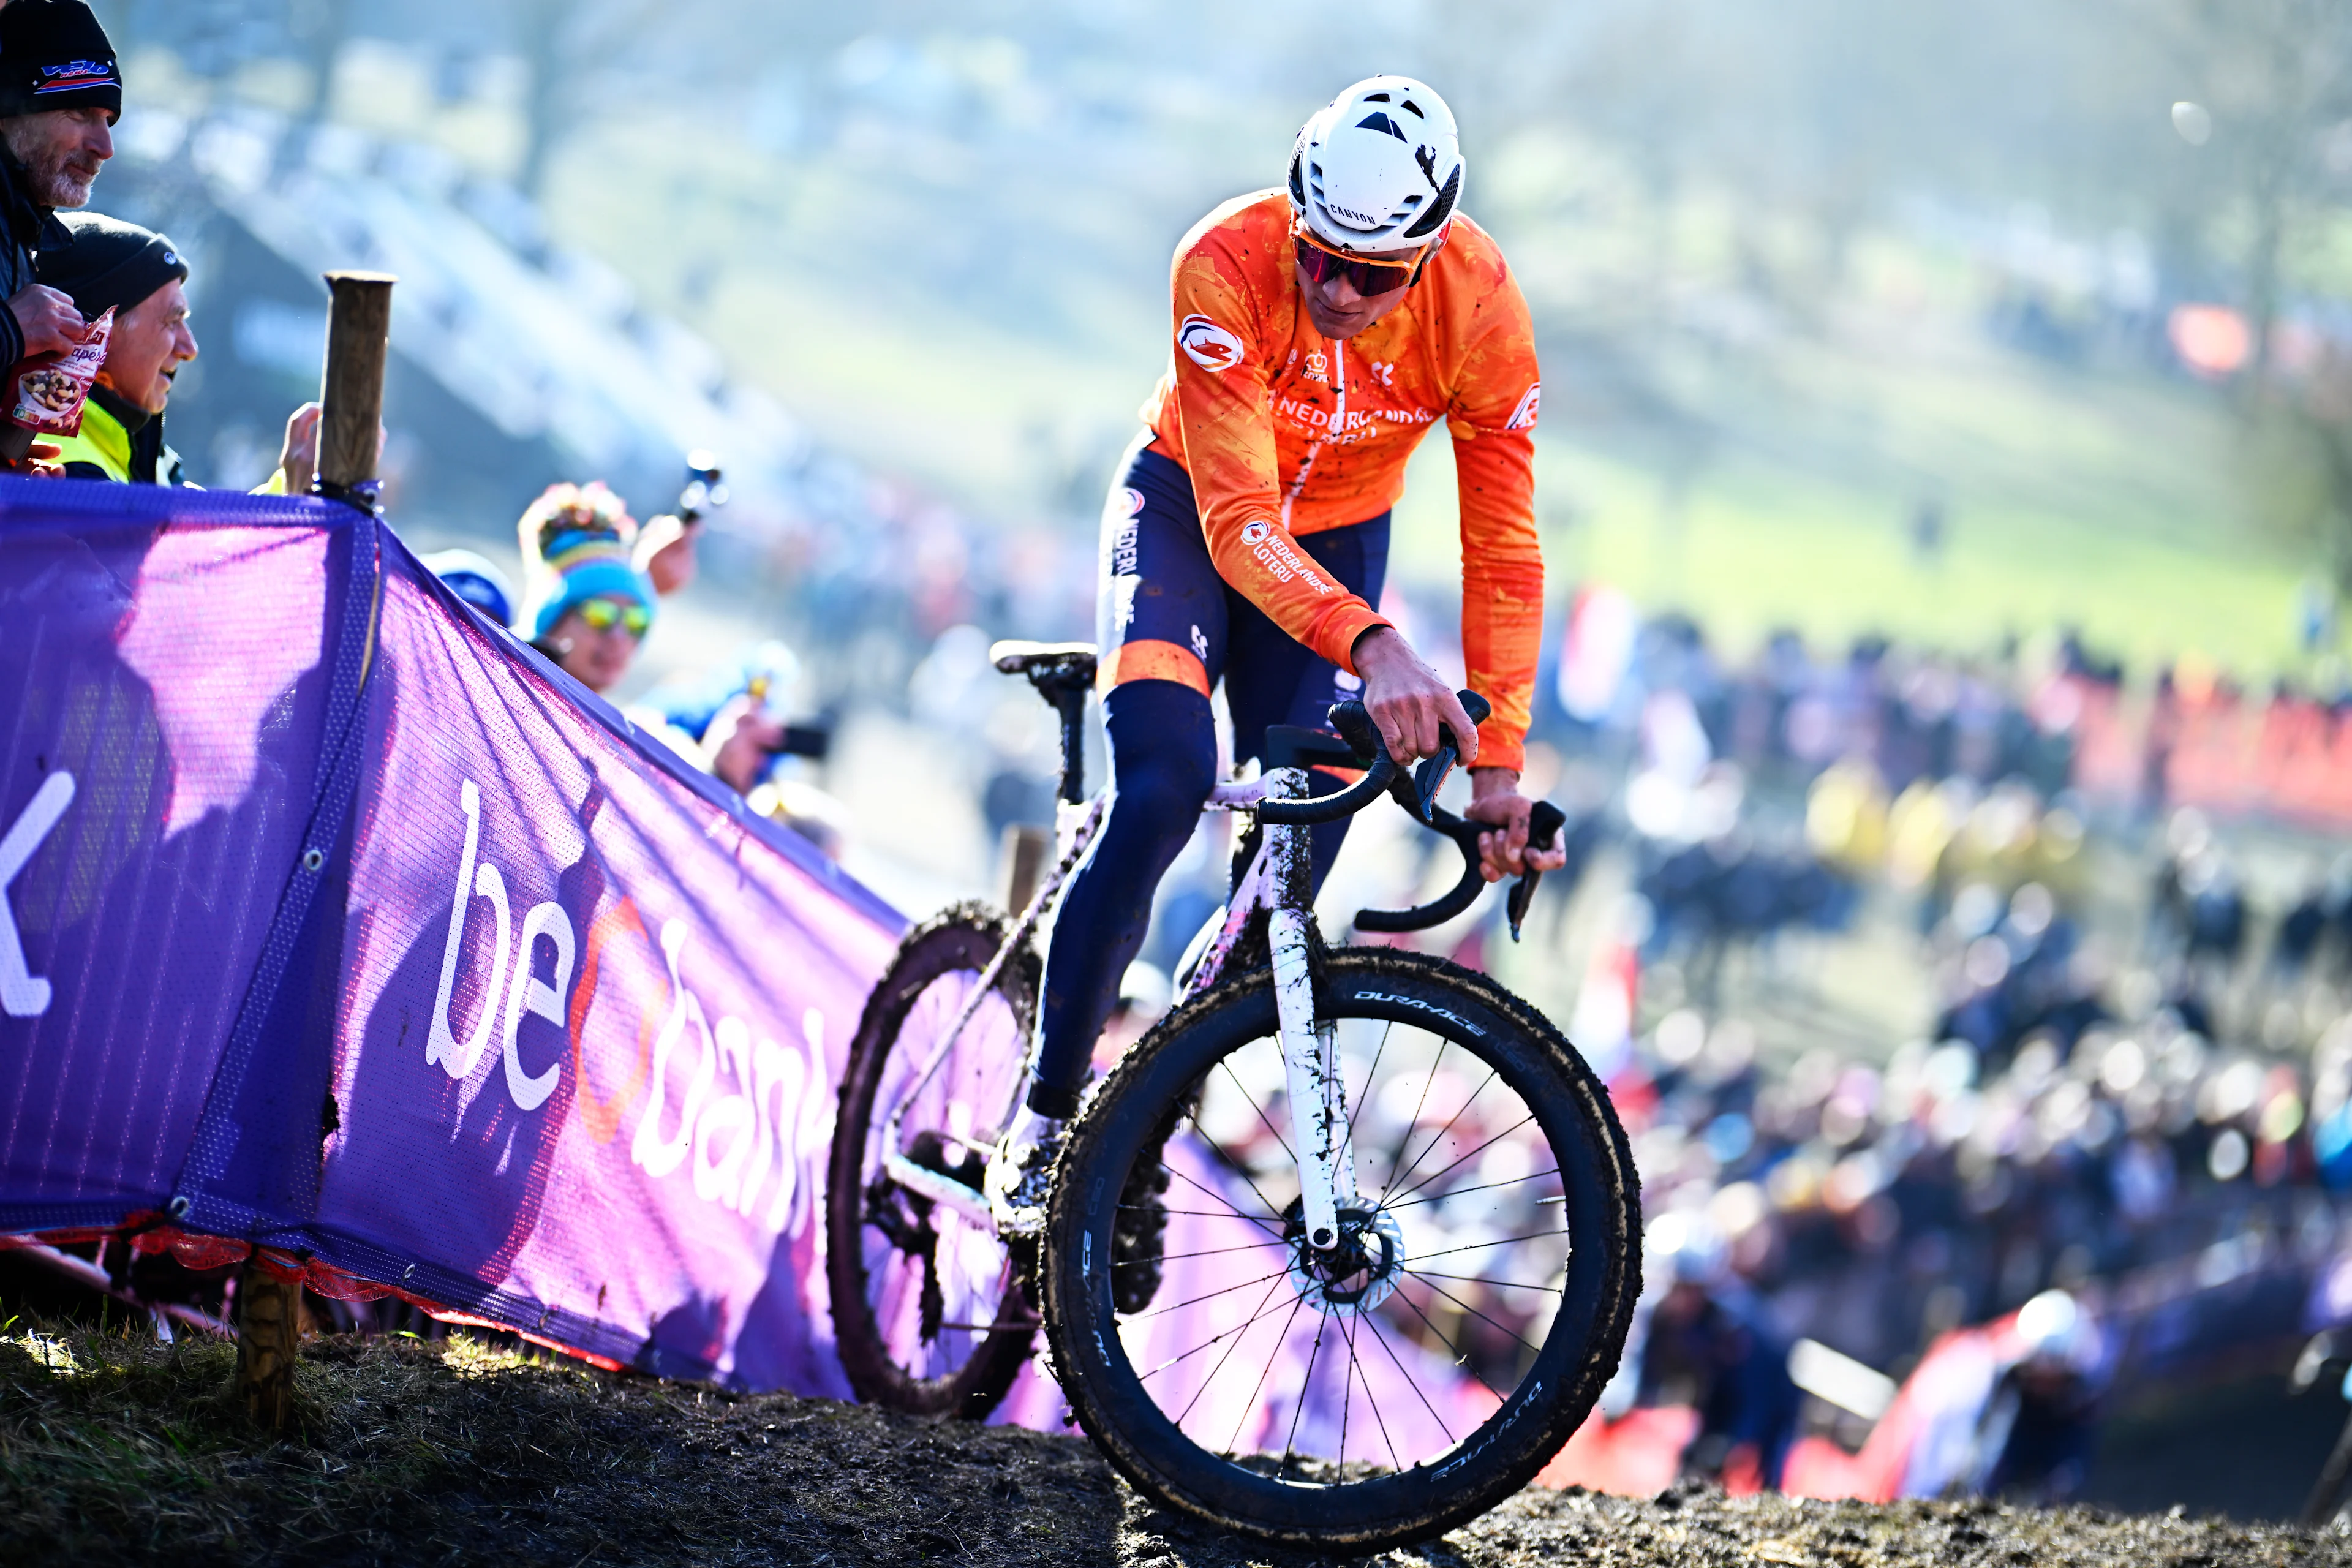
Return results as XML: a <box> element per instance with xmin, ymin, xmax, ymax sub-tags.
<box><xmin>8</xmin><ymin>284</ymin><xmax>85</xmax><ymax>360</ymax></box>
<box><xmin>1351</xmin><ymin>625</ymin><xmax>1480</xmax><ymax>767</ymax></box>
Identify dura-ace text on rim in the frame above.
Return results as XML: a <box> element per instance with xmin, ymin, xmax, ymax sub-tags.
<box><xmin>1041</xmin><ymin>949</ymin><xmax>1640</xmax><ymax>1550</ymax></box>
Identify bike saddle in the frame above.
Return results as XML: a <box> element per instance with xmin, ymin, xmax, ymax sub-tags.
<box><xmin>990</xmin><ymin>640</ymin><xmax>1098</xmax><ymax>688</ymax></box>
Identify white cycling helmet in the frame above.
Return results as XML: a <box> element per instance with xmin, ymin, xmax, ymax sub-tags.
<box><xmin>1287</xmin><ymin>75</ymin><xmax>1463</xmax><ymax>257</ymax></box>
<box><xmin>2015</xmin><ymin>1289</ymin><xmax>2087</xmax><ymax>1368</ymax></box>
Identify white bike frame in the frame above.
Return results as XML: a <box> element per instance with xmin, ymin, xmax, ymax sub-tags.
<box><xmin>879</xmin><ymin>765</ymin><xmax>1352</xmax><ymax>1251</ymax></box>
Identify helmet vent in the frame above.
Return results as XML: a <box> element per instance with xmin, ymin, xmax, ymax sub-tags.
<box><xmin>1355</xmin><ymin>111</ymin><xmax>1408</xmax><ymax>140</ymax></box>
<box><xmin>1289</xmin><ymin>151</ymin><xmax>1305</xmax><ymax>206</ymax></box>
<box><xmin>1363</xmin><ymin>91</ymin><xmax>1391</xmax><ymax>103</ymax></box>
<box><xmin>1401</xmin><ymin>163</ymin><xmax>1458</xmax><ymax>238</ymax></box>
<box><xmin>1401</xmin><ymin>99</ymin><xmax>1425</xmax><ymax>118</ymax></box>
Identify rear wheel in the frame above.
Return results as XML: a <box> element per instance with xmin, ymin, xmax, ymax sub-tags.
<box><xmin>1041</xmin><ymin>948</ymin><xmax>1640</xmax><ymax>1551</ymax></box>
<box><xmin>827</xmin><ymin>904</ymin><xmax>1038</xmax><ymax>1418</ymax></box>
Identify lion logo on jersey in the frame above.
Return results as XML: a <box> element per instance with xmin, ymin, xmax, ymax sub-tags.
<box><xmin>1179</xmin><ymin>314</ymin><xmax>1246</xmax><ymax>372</ymax></box>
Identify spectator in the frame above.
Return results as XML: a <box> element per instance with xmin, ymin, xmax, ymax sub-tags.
<box><xmin>420</xmin><ymin>548</ymin><xmax>514</xmax><ymax>630</ymax></box>
<box><xmin>32</xmin><ymin>212</ymin><xmax>191</xmax><ymax>483</ymax></box>
<box><xmin>519</xmin><ymin>481</ymin><xmax>654</xmax><ymax>696</ymax></box>
<box><xmin>1970</xmin><ymin>1289</ymin><xmax>2103</xmax><ymax>1500</ymax></box>
<box><xmin>261</xmin><ymin>402</ymin><xmax>394</xmax><ymax>498</ymax></box>
<box><xmin>632</xmin><ymin>644</ymin><xmax>849</xmax><ymax>856</ymax></box>
<box><xmin>1638</xmin><ymin>1212</ymin><xmax>1803</xmax><ymax>1488</ymax></box>
<box><xmin>635</xmin><ymin>451</ymin><xmax>724</xmax><ymax>596</ymax></box>
<box><xmin>0</xmin><ymin>1</ymin><xmax>118</xmax><ymax>415</ymax></box>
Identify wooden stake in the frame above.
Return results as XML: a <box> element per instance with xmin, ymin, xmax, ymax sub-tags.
<box><xmin>227</xmin><ymin>270</ymin><xmax>394</xmax><ymax>1432</ymax></box>
<box><xmin>1001</xmin><ymin>823</ymin><xmax>1051</xmax><ymax>914</ymax></box>
<box><xmin>316</xmin><ymin>270</ymin><xmax>395</xmax><ymax>500</ymax></box>
<box><xmin>232</xmin><ymin>1259</ymin><xmax>304</xmax><ymax>1431</ymax></box>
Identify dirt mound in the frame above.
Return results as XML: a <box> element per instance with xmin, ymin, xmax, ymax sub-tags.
<box><xmin>0</xmin><ymin>1327</ymin><xmax>2342</xmax><ymax>1567</ymax></box>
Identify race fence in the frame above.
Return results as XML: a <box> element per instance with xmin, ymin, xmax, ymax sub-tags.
<box><xmin>0</xmin><ymin>477</ymin><xmax>903</xmax><ymax>1393</ymax></box>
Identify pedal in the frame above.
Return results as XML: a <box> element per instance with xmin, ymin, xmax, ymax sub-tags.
<box><xmin>985</xmin><ymin>1121</ymin><xmax>1065</xmax><ymax>1239</ymax></box>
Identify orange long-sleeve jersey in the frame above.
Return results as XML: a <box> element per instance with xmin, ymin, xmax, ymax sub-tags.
<box><xmin>1141</xmin><ymin>189</ymin><xmax>1545</xmax><ymax>772</ymax></box>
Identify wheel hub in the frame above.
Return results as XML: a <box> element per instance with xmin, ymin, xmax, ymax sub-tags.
<box><xmin>1283</xmin><ymin>1200</ymin><xmax>1404</xmax><ymax>1315</ymax></box>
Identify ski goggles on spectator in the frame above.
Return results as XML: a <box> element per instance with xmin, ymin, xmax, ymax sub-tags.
<box><xmin>1292</xmin><ymin>228</ymin><xmax>1422</xmax><ymax>296</ymax></box>
<box><xmin>579</xmin><ymin>597</ymin><xmax>651</xmax><ymax>638</ymax></box>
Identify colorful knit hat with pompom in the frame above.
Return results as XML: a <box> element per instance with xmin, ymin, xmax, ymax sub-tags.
<box><xmin>519</xmin><ymin>481</ymin><xmax>656</xmax><ymax>641</ymax></box>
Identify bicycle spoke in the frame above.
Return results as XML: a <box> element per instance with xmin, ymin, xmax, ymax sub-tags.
<box><xmin>1121</xmin><ymin>1204</ymin><xmax>1287</xmax><ymax>1230</ymax></box>
<box><xmin>1382</xmin><ymin>1168</ymin><xmax>1561</xmax><ymax>1212</ymax></box>
<box><xmin>1219</xmin><ymin>1055</ymin><xmax>1297</xmax><ymax>1168</ymax></box>
<box><xmin>1388</xmin><ymin>1279</ymin><xmax>1510</xmax><ymax>1404</ymax></box>
<box><xmin>1384</xmin><ymin>1109</ymin><xmax>1539</xmax><ymax>1210</ymax></box>
<box><xmin>1179</xmin><ymin>1112</ymin><xmax>1294</xmax><ymax>1226</ymax></box>
<box><xmin>1338</xmin><ymin>1307</ymin><xmax>1403</xmax><ymax>1474</ymax></box>
<box><xmin>1378</xmin><ymin>1065</ymin><xmax>1501</xmax><ymax>1209</ymax></box>
<box><xmin>1402</xmin><ymin>1227</ymin><xmax>1567</xmax><ymax>1267</ymax></box>
<box><xmin>1406</xmin><ymin>1271</ymin><xmax>1546</xmax><ymax>1360</ymax></box>
<box><xmin>1360</xmin><ymin>1305</ymin><xmax>1457</xmax><ymax>1447</ymax></box>
<box><xmin>1337</xmin><ymin>1303</ymin><xmax>1354</xmax><ymax>1472</ymax></box>
<box><xmin>1123</xmin><ymin>1262</ymin><xmax>1297</xmax><ymax>1324</ymax></box>
<box><xmin>1161</xmin><ymin>1161</ymin><xmax>1288</xmax><ymax>1235</ymax></box>
<box><xmin>1405</xmin><ymin>1270</ymin><xmax>1566</xmax><ymax>1294</ymax></box>
<box><xmin>1340</xmin><ymin>1018</ymin><xmax>1394</xmax><ymax>1159</ymax></box>
<box><xmin>1153</xmin><ymin>1272</ymin><xmax>1296</xmax><ymax>1412</ymax></box>
<box><xmin>1373</xmin><ymin>1037</ymin><xmax>1449</xmax><ymax>1207</ymax></box>
<box><xmin>1277</xmin><ymin>1308</ymin><xmax>1332</xmax><ymax>1480</ymax></box>
<box><xmin>1127</xmin><ymin>1236</ymin><xmax>1291</xmax><ymax>1268</ymax></box>
<box><xmin>1226</xmin><ymin>1292</ymin><xmax>1309</xmax><ymax>1457</ymax></box>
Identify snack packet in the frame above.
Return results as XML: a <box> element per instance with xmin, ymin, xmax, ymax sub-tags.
<box><xmin>9</xmin><ymin>306</ymin><xmax>113</xmax><ymax>437</ymax></box>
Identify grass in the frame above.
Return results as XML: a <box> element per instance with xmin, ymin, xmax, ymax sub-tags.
<box><xmin>537</xmin><ymin>115</ymin><xmax>2332</xmax><ymax>686</ymax></box>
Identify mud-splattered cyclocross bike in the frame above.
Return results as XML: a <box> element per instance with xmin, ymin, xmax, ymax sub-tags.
<box><xmin>826</xmin><ymin>639</ymin><xmax>1641</xmax><ymax>1553</ymax></box>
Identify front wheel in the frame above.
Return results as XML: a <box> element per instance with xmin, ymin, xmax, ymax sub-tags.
<box><xmin>1041</xmin><ymin>948</ymin><xmax>1640</xmax><ymax>1552</ymax></box>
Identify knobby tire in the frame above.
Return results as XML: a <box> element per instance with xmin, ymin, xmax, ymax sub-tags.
<box><xmin>1040</xmin><ymin>946</ymin><xmax>1641</xmax><ymax>1552</ymax></box>
<box><xmin>827</xmin><ymin>903</ymin><xmax>1039</xmax><ymax>1420</ymax></box>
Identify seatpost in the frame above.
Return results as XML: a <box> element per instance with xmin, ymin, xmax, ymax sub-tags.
<box><xmin>1052</xmin><ymin>684</ymin><xmax>1087</xmax><ymax>804</ymax></box>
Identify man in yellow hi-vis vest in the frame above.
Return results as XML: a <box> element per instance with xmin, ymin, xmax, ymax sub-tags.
<box><xmin>33</xmin><ymin>209</ymin><xmax>191</xmax><ymax>484</ymax></box>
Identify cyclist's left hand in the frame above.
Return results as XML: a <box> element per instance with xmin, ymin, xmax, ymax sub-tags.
<box><xmin>1464</xmin><ymin>769</ymin><xmax>1569</xmax><ymax>883</ymax></box>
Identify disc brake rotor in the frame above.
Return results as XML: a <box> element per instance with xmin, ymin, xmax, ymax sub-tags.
<box><xmin>1283</xmin><ymin>1201</ymin><xmax>1405</xmax><ymax>1316</ymax></box>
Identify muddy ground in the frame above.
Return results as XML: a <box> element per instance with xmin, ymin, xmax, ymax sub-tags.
<box><xmin>0</xmin><ymin>1327</ymin><xmax>2345</xmax><ymax>1567</ymax></box>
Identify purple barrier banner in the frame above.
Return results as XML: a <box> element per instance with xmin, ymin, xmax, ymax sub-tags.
<box><xmin>0</xmin><ymin>486</ymin><xmax>348</xmax><ymax>1231</ymax></box>
<box><xmin>0</xmin><ymin>479</ymin><xmax>905</xmax><ymax>1392</ymax></box>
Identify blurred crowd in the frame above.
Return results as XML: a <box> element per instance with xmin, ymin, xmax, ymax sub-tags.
<box><xmin>1530</xmin><ymin>600</ymin><xmax>2352</xmax><ymax>1499</ymax></box>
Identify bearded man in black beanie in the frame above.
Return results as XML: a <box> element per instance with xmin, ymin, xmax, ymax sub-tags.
<box><xmin>36</xmin><ymin>212</ymin><xmax>192</xmax><ymax>483</ymax></box>
<box><xmin>0</xmin><ymin>0</ymin><xmax>119</xmax><ymax>382</ymax></box>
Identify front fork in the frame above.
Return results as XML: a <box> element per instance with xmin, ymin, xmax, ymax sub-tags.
<box><xmin>1265</xmin><ymin>767</ymin><xmax>1349</xmax><ymax>1253</ymax></box>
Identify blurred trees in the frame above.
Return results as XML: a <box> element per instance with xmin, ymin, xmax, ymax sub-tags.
<box><xmin>2132</xmin><ymin>0</ymin><xmax>2352</xmax><ymax>386</ymax></box>
<box><xmin>2130</xmin><ymin>0</ymin><xmax>2352</xmax><ymax>605</ymax></box>
<box><xmin>97</xmin><ymin>0</ymin><xmax>2352</xmax><ymax>601</ymax></box>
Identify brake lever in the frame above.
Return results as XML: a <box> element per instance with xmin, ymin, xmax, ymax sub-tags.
<box><xmin>1506</xmin><ymin>801</ymin><xmax>1569</xmax><ymax>943</ymax></box>
<box><xmin>1410</xmin><ymin>690</ymin><xmax>1491</xmax><ymax>823</ymax></box>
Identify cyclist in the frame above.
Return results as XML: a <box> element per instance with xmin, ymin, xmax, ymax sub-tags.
<box><xmin>1025</xmin><ymin>75</ymin><xmax>1564</xmax><ymax>1126</ymax></box>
